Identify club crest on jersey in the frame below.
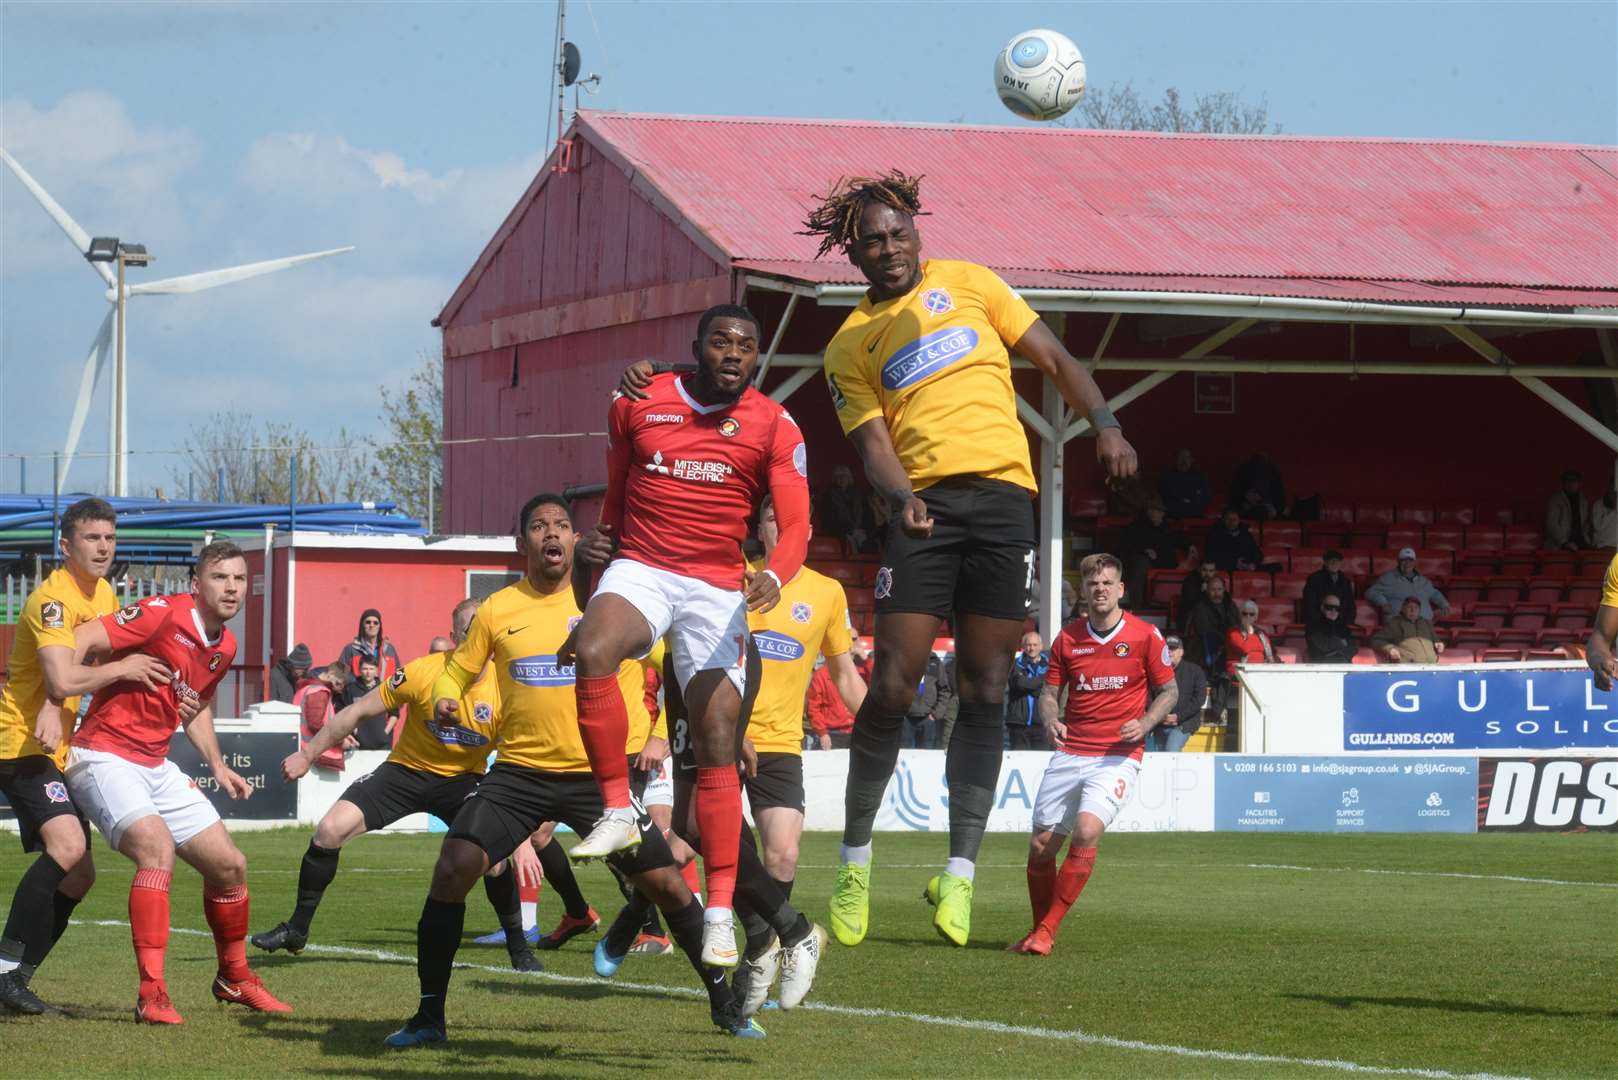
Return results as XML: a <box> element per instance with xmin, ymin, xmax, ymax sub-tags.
<box><xmin>922</xmin><ymin>288</ymin><xmax>954</xmax><ymax>315</ymax></box>
<box><xmin>40</xmin><ymin>601</ymin><xmax>65</xmax><ymax>629</ymax></box>
<box><xmin>752</xmin><ymin>630</ymin><xmax>805</xmax><ymax>662</ymax></box>
<box><xmin>874</xmin><ymin>567</ymin><xmax>893</xmax><ymax>600</ymax></box>
<box><xmin>881</xmin><ymin>327</ymin><xmax>979</xmax><ymax>390</ymax></box>
<box><xmin>510</xmin><ymin>654</ymin><xmax>575</xmax><ymax>688</ymax></box>
<box><xmin>114</xmin><ymin>604</ymin><xmax>143</xmax><ymax>626</ymax></box>
<box><xmin>1113</xmin><ymin>642</ymin><xmax>1131</xmax><ymax>658</ymax></box>
<box><xmin>209</xmin><ymin>653</ymin><xmax>224</xmax><ymax>672</ymax></box>
<box><xmin>792</xmin><ymin>443</ymin><xmax>807</xmax><ymax>477</ymax></box>
<box><xmin>43</xmin><ymin>780</ymin><xmax>69</xmax><ymax>803</ymax></box>
<box><xmin>718</xmin><ymin>417</ymin><xmax>741</xmax><ymax>438</ymax></box>
<box><xmin>826</xmin><ymin>373</ymin><xmax>847</xmax><ymax>411</ymax></box>
<box><xmin>473</xmin><ymin>702</ymin><xmax>493</xmax><ymax>724</ymax></box>
<box><xmin>1161</xmin><ymin>644</ymin><xmax>1173</xmax><ymax>666</ymax></box>
<box><xmin>791</xmin><ymin>602</ymin><xmax>812</xmax><ymax>623</ymax></box>
<box><xmin>389</xmin><ymin>670</ymin><xmax>408</xmax><ymax>688</ymax></box>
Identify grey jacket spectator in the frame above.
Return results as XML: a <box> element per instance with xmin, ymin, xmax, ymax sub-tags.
<box><xmin>1204</xmin><ymin>509</ymin><xmax>1264</xmax><ymax>571</ymax></box>
<box><xmin>1185</xmin><ymin>577</ymin><xmax>1240</xmax><ymax>675</ymax></box>
<box><xmin>1305</xmin><ymin>597</ymin><xmax>1357</xmax><ymax>663</ymax></box>
<box><xmin>1004</xmin><ymin>633</ymin><xmax>1050</xmax><ymax>751</ymax></box>
<box><xmin>1546</xmin><ymin>471</ymin><xmax>1592</xmax><ymax>550</ymax></box>
<box><xmin>1178</xmin><ymin>562</ymin><xmax>1222</xmax><ymax>633</ymax></box>
<box><xmin>815</xmin><ymin>464</ymin><xmax>872</xmax><ymax>552</ymax></box>
<box><xmin>1593</xmin><ymin>492</ymin><xmax>1618</xmax><ymax>550</ymax></box>
<box><xmin>905</xmin><ymin>654</ymin><xmax>943</xmax><ymax>748</ymax></box>
<box><xmin>1120</xmin><ymin>504</ymin><xmax>1180</xmax><ymax>607</ymax></box>
<box><xmin>1365</xmin><ymin>549</ymin><xmax>1449</xmax><ymax>621</ymax></box>
<box><xmin>269</xmin><ymin>642</ymin><xmax>313</xmax><ymax>704</ymax></box>
<box><xmin>1168</xmin><ymin>655</ymin><xmax>1209</xmax><ymax>736</ymax></box>
<box><xmin>1302</xmin><ymin>553</ymin><xmax>1356</xmax><ymax>625</ymax></box>
<box><xmin>936</xmin><ymin>655</ymin><xmax>959</xmax><ymax>749</ymax></box>
<box><xmin>1159</xmin><ymin>449</ymin><xmax>1212</xmax><ymax>518</ymax></box>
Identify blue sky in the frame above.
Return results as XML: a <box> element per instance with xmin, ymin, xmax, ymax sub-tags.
<box><xmin>3</xmin><ymin>0</ymin><xmax>1615</xmax><ymax>495</ymax></box>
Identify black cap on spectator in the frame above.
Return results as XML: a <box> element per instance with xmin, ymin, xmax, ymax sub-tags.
<box><xmin>1165</xmin><ymin>634</ymin><xmax>1183</xmax><ymax>649</ymax></box>
<box><xmin>1324</xmin><ymin>549</ymin><xmax>1343</xmax><ymax>561</ymax></box>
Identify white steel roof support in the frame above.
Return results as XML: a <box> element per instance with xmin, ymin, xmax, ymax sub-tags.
<box><xmin>1445</xmin><ymin>325</ymin><xmax>1618</xmax><ymax>454</ymax></box>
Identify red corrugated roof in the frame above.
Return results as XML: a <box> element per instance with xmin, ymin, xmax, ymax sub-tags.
<box><xmin>577</xmin><ymin>111</ymin><xmax>1618</xmax><ymax>306</ymax></box>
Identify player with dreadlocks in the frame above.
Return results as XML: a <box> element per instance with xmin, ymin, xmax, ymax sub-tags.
<box><xmin>804</xmin><ymin>171</ymin><xmax>1138</xmax><ymax>949</ymax></box>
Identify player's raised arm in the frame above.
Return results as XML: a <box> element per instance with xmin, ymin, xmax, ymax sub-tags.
<box><xmin>1011</xmin><ymin>318</ymin><xmax>1137</xmax><ymax>481</ymax></box>
<box><xmin>285</xmin><ymin>686</ymin><xmax>387</xmax><ymax>781</ymax></box>
<box><xmin>431</xmin><ymin>607</ymin><xmax>495</xmax><ymax>723</ymax></box>
<box><xmin>47</xmin><ymin>612</ymin><xmax>171</xmax><ymax>699</ymax></box>
<box><xmin>761</xmin><ymin>414</ymin><xmax>812</xmax><ymax>585</ymax></box>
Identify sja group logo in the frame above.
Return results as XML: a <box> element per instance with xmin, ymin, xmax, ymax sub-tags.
<box><xmin>1477</xmin><ymin>758</ymin><xmax>1618</xmax><ymax>831</ymax></box>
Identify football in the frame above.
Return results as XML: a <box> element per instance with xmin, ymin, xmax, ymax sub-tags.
<box><xmin>994</xmin><ymin>28</ymin><xmax>1087</xmax><ymax>121</ymax></box>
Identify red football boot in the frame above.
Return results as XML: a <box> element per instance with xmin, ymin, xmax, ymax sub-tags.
<box><xmin>135</xmin><ymin>988</ymin><xmax>184</xmax><ymax>1025</ymax></box>
<box><xmin>535</xmin><ymin>907</ymin><xmax>600</xmax><ymax>950</ymax></box>
<box><xmin>1006</xmin><ymin>927</ymin><xmax>1055</xmax><ymax>956</ymax></box>
<box><xmin>213</xmin><ymin>972</ymin><xmax>293</xmax><ymax>1013</ymax></box>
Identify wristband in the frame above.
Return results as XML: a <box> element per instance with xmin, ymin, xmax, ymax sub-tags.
<box><xmin>1087</xmin><ymin>405</ymin><xmax>1121</xmax><ymax>431</ymax></box>
<box><xmin>763</xmin><ymin>569</ymin><xmax>783</xmax><ymax>590</ymax></box>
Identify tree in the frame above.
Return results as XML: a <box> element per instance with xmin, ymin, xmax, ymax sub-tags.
<box><xmin>370</xmin><ymin>353</ymin><xmax>442</xmax><ymax>532</ymax></box>
<box><xmin>170</xmin><ymin>413</ymin><xmax>373</xmax><ymax>504</ymax></box>
<box><xmin>1069</xmin><ymin>82</ymin><xmax>1279</xmax><ymax>135</ymax></box>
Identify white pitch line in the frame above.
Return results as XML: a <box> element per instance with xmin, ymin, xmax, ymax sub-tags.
<box><xmin>71</xmin><ymin>919</ymin><xmax>1526</xmax><ymax>1080</ymax></box>
<box><xmin>794</xmin><ymin>862</ymin><xmax>1618</xmax><ymax>888</ymax></box>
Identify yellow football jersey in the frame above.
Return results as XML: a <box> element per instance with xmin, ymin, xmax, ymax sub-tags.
<box><xmin>0</xmin><ymin>568</ymin><xmax>118</xmax><ymax>767</ymax></box>
<box><xmin>449</xmin><ymin>578</ymin><xmax>652</xmax><ymax>773</ymax></box>
<box><xmin>1602</xmin><ymin>554</ymin><xmax>1618</xmax><ymax>610</ymax></box>
<box><xmin>823</xmin><ymin>259</ymin><xmax>1041</xmax><ymax>494</ymax></box>
<box><xmin>747</xmin><ymin>565</ymin><xmax>854</xmax><ymax>754</ymax></box>
<box><xmin>380</xmin><ymin>652</ymin><xmax>500</xmax><ymax>777</ymax></box>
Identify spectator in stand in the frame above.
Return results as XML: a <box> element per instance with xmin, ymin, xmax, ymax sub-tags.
<box><xmin>1546</xmin><ymin>469</ymin><xmax>1593</xmax><ymax>550</ymax></box>
<box><xmin>347</xmin><ymin>658</ymin><xmax>387</xmax><ymax>749</ymax></box>
<box><xmin>1178</xmin><ymin>560</ymin><xmax>1221</xmax><ymax>632</ymax></box>
<box><xmin>269</xmin><ymin>642</ymin><xmax>313</xmax><ymax>704</ymax></box>
<box><xmin>1366</xmin><ymin>547</ymin><xmax>1450</xmax><ymax>621</ymax></box>
<box><xmin>936</xmin><ymin>654</ymin><xmax>960</xmax><ymax>750</ymax></box>
<box><xmin>1226</xmin><ymin>600</ymin><xmax>1276</xmax><ymax>674</ymax></box>
<box><xmin>1149</xmin><ymin>634</ymin><xmax>1207</xmax><ymax>753</ymax></box>
<box><xmin>807</xmin><ymin>656</ymin><xmax>855</xmax><ymax>749</ymax></box>
<box><xmin>1373</xmin><ymin>596</ymin><xmax>1444</xmax><ymax>663</ymax></box>
<box><xmin>865</xmin><ymin>486</ymin><xmax>890</xmax><ymax>544</ymax></box>
<box><xmin>1061</xmin><ymin>577</ymin><xmax>1079</xmax><ymax>622</ymax></box>
<box><xmin>1303</xmin><ymin>549</ymin><xmax>1356</xmax><ymax>628</ymax></box>
<box><xmin>1593</xmin><ymin>490</ymin><xmax>1618</xmax><ymax>551</ymax></box>
<box><xmin>1159</xmin><ymin>448</ymin><xmax>1212</xmax><ymax>519</ymax></box>
<box><xmin>1184</xmin><ymin>574</ymin><xmax>1240</xmax><ymax>678</ymax></box>
<box><xmin>849</xmin><ymin>637</ymin><xmax>873</xmax><ymax>684</ymax></box>
<box><xmin>904</xmin><ymin>653</ymin><xmax>943</xmax><ymax>749</ymax></box>
<box><xmin>338</xmin><ymin>608</ymin><xmax>401</xmax><ymax>686</ymax></box>
<box><xmin>293</xmin><ymin>662</ymin><xmax>354</xmax><ymax>772</ymax></box>
<box><xmin>815</xmin><ymin>463</ymin><xmax>873</xmax><ymax>554</ymax></box>
<box><xmin>1305</xmin><ymin>594</ymin><xmax>1357</xmax><ymax>663</ymax></box>
<box><xmin>1231</xmin><ymin>452</ymin><xmax>1287</xmax><ymax>519</ymax></box>
<box><xmin>1204</xmin><ymin>508</ymin><xmax>1264</xmax><ymax>571</ymax></box>
<box><xmin>1004</xmin><ymin>631</ymin><xmax>1049</xmax><ymax>751</ymax></box>
<box><xmin>1120</xmin><ymin>501</ymin><xmax>1180</xmax><ymax>609</ymax></box>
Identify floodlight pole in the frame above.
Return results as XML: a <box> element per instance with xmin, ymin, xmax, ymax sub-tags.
<box><xmin>114</xmin><ymin>251</ymin><xmax>128</xmax><ymax>497</ymax></box>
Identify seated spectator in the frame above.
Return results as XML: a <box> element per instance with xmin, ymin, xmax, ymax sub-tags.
<box><xmin>1178</xmin><ymin>560</ymin><xmax>1221</xmax><ymax>631</ymax></box>
<box><xmin>1004</xmin><ymin>631</ymin><xmax>1049</xmax><ymax>751</ymax></box>
<box><xmin>292</xmin><ymin>662</ymin><xmax>353</xmax><ymax>771</ymax></box>
<box><xmin>1184</xmin><ymin>574</ymin><xmax>1240</xmax><ymax>678</ymax></box>
<box><xmin>1061</xmin><ymin>577</ymin><xmax>1079</xmax><ymax>622</ymax></box>
<box><xmin>1204</xmin><ymin>508</ymin><xmax>1264</xmax><ymax>571</ymax></box>
<box><xmin>1225</xmin><ymin>600</ymin><xmax>1276</xmax><ymax>673</ymax></box>
<box><xmin>1305</xmin><ymin>595</ymin><xmax>1357</xmax><ymax>663</ymax></box>
<box><xmin>1366</xmin><ymin>547</ymin><xmax>1450</xmax><ymax>621</ymax></box>
<box><xmin>1120</xmin><ymin>501</ymin><xmax>1181</xmax><ymax>608</ymax></box>
<box><xmin>339</xmin><ymin>608</ymin><xmax>401</xmax><ymax>685</ymax></box>
<box><xmin>906</xmin><ymin>653</ymin><xmax>942</xmax><ymax>749</ymax></box>
<box><xmin>806</xmin><ymin>657</ymin><xmax>855</xmax><ymax>749</ymax></box>
<box><xmin>849</xmin><ymin>636</ymin><xmax>873</xmax><ymax>684</ymax></box>
<box><xmin>1231</xmin><ymin>451</ymin><xmax>1287</xmax><ymax>518</ymax></box>
<box><xmin>1546</xmin><ymin>469</ymin><xmax>1593</xmax><ymax>550</ymax></box>
<box><xmin>1236</xmin><ymin>486</ymin><xmax>1278</xmax><ymax>522</ymax></box>
<box><xmin>1158</xmin><ymin>448</ymin><xmax>1212</xmax><ymax>519</ymax></box>
<box><xmin>269</xmin><ymin>641</ymin><xmax>312</xmax><ymax>704</ymax></box>
<box><xmin>1303</xmin><ymin>549</ymin><xmax>1356</xmax><ymax>625</ymax></box>
<box><xmin>815</xmin><ymin>463</ymin><xmax>873</xmax><ymax>554</ymax></box>
<box><xmin>348</xmin><ymin>658</ymin><xmax>388</xmax><ymax>748</ymax></box>
<box><xmin>1373</xmin><ymin>596</ymin><xmax>1444</xmax><ymax>663</ymax></box>
<box><xmin>1594</xmin><ymin>490</ymin><xmax>1618</xmax><ymax>551</ymax></box>
<box><xmin>936</xmin><ymin>653</ymin><xmax>959</xmax><ymax>750</ymax></box>
<box><xmin>1149</xmin><ymin>634</ymin><xmax>1207</xmax><ymax>753</ymax></box>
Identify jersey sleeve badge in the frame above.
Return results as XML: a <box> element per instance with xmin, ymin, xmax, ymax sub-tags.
<box><xmin>40</xmin><ymin>601</ymin><xmax>65</xmax><ymax>629</ymax></box>
<box><xmin>114</xmin><ymin>604</ymin><xmax>143</xmax><ymax>626</ymax></box>
<box><xmin>209</xmin><ymin>653</ymin><xmax>224</xmax><ymax>672</ymax></box>
<box><xmin>389</xmin><ymin>670</ymin><xmax>408</xmax><ymax>689</ymax></box>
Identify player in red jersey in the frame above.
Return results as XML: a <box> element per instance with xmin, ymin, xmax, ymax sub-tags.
<box><xmin>63</xmin><ymin>541</ymin><xmax>291</xmax><ymax>1022</ymax></box>
<box><xmin>567</xmin><ymin>304</ymin><xmax>811</xmax><ymax>968</ymax></box>
<box><xmin>1007</xmin><ymin>553</ymin><xmax>1177</xmax><ymax>956</ymax></box>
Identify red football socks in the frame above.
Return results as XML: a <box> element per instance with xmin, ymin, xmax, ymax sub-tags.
<box><xmin>575</xmin><ymin>674</ymin><xmax>631</xmax><ymax>809</ymax></box>
<box><xmin>203</xmin><ymin>882</ymin><xmax>252</xmax><ymax>981</ymax></box>
<box><xmin>695</xmin><ymin>767</ymin><xmax>742</xmax><ymax>910</ymax></box>
<box><xmin>680</xmin><ymin>857</ymin><xmax>702</xmax><ymax>899</ymax></box>
<box><xmin>130</xmin><ymin>867</ymin><xmax>172</xmax><ymax>996</ymax></box>
<box><xmin>1037</xmin><ymin>847</ymin><xmax>1097</xmax><ymax>936</ymax></box>
<box><xmin>1026</xmin><ymin>854</ymin><xmax>1058</xmax><ymax>926</ymax></box>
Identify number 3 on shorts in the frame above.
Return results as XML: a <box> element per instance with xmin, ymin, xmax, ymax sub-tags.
<box><xmin>1113</xmin><ymin>776</ymin><xmax>1127</xmax><ymax>799</ymax></box>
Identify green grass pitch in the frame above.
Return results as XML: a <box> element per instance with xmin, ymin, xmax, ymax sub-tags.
<box><xmin>2</xmin><ymin>829</ymin><xmax>1614</xmax><ymax>1078</ymax></box>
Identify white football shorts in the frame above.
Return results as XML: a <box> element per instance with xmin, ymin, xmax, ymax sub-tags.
<box><xmin>1030</xmin><ymin>751</ymin><xmax>1140</xmax><ymax>835</ymax></box>
<box><xmin>66</xmin><ymin>746</ymin><xmax>221</xmax><ymax>849</ymax></box>
<box><xmin>596</xmin><ymin>557</ymin><xmax>749</xmax><ymax>695</ymax></box>
<box><xmin>641</xmin><ymin>759</ymin><xmax>673</xmax><ymax>809</ymax></box>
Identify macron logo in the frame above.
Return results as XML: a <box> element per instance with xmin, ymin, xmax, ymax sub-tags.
<box><xmin>646</xmin><ymin>413</ymin><xmax>685</xmax><ymax>424</ymax></box>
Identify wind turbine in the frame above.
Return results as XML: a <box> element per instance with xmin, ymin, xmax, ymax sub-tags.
<box><xmin>1</xmin><ymin>146</ymin><xmax>354</xmax><ymax>495</ymax></box>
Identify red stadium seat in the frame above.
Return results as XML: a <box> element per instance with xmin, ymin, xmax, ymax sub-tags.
<box><xmin>1465</xmin><ymin>526</ymin><xmax>1505</xmax><ymax>551</ymax></box>
<box><xmin>1396</xmin><ymin>504</ymin><xmax>1435</xmax><ymax>524</ymax></box>
<box><xmin>1537</xmin><ymin>628</ymin><xmax>1576</xmax><ymax>648</ymax></box>
<box><xmin>1386</xmin><ymin>526</ymin><xmax>1423</xmax><ymax>551</ymax></box>
<box><xmin>1232</xmin><ymin>571</ymin><xmax>1272</xmax><ymax>600</ymax></box>
<box><xmin>849</xmin><ymin>608</ymin><xmax>874</xmax><ymax>635</ymax></box>
<box><xmin>1370</xmin><ymin>551</ymin><xmax>1399</xmax><ymax>577</ymax></box>
<box><xmin>1288</xmin><ymin>547</ymin><xmax>1327</xmax><ymax>575</ymax></box>
<box><xmin>1566</xmin><ymin>584</ymin><xmax>1600</xmax><ymax>607</ymax></box>
<box><xmin>1256</xmin><ymin>598</ymin><xmax>1296</xmax><ymax>631</ymax></box>
<box><xmin>1347</xmin><ymin>527</ymin><xmax>1387</xmax><ymax>551</ymax></box>
<box><xmin>1433</xmin><ymin>500</ymin><xmax>1475</xmax><ymax>526</ymax></box>
<box><xmin>1147</xmin><ymin>569</ymin><xmax>1186</xmax><ymax>608</ymax></box>
<box><xmin>1439</xmin><ymin>645</ymin><xmax>1476</xmax><ymax>664</ymax></box>
<box><xmin>1524</xmin><ymin>580</ymin><xmax>1564</xmax><ymax>604</ymax></box>
<box><xmin>820</xmin><ymin>562</ymin><xmax>863</xmax><ymax>586</ymax></box>
<box><xmin>1494</xmin><ymin>629</ymin><xmax>1537</xmax><ymax>648</ymax></box>
<box><xmin>1069</xmin><ymin>493</ymin><xmax>1108</xmax><ymax>519</ymax></box>
<box><xmin>1275</xmin><ymin>646</ymin><xmax>1300</xmax><ymax>664</ymax></box>
<box><xmin>1339</xmin><ymin>551</ymin><xmax>1372</xmax><ymax>579</ymax></box>
<box><xmin>1536</xmin><ymin>553</ymin><xmax>1577</xmax><ymax>579</ymax></box>
<box><xmin>1320</xmin><ymin>500</ymin><xmax>1354</xmax><ymax>525</ymax></box>
<box><xmin>1415</xmin><ymin>552</ymin><xmax>1453</xmax><ymax>581</ymax></box>
<box><xmin>1552</xmin><ymin>604</ymin><xmax>1592</xmax><ymax>632</ymax></box>
<box><xmin>1452</xmin><ymin>627</ymin><xmax>1496</xmax><ymax>650</ymax></box>
<box><xmin>1261</xmin><ymin>521</ymin><xmax>1301</xmax><ymax>549</ymax></box>
<box><xmin>1480</xmin><ymin>647</ymin><xmax>1524</xmax><ymax>663</ymax></box>
<box><xmin>1578</xmin><ymin>554</ymin><xmax>1611</xmax><ymax>577</ymax></box>
<box><xmin>1444</xmin><ymin>576</ymin><xmax>1486</xmax><ymax>610</ymax></box>
<box><xmin>1273</xmin><ymin>573</ymin><xmax>1309</xmax><ymax>600</ymax></box>
<box><xmin>1475</xmin><ymin>500</ymin><xmax>1515</xmax><ymax>526</ymax></box>
<box><xmin>1470</xmin><ymin>603</ymin><xmax>1509</xmax><ymax>630</ymax></box>
<box><xmin>1499</xmin><ymin>555</ymin><xmax>1536</xmax><ymax>577</ymax></box>
<box><xmin>1352</xmin><ymin>648</ymin><xmax>1379</xmax><ymax>665</ymax></box>
<box><xmin>1483</xmin><ymin>578</ymin><xmax>1525</xmax><ymax>603</ymax></box>
<box><xmin>1304</xmin><ymin>523</ymin><xmax>1347</xmax><ymax>548</ymax></box>
<box><xmin>1356</xmin><ymin>502</ymin><xmax>1395</xmax><ymax>526</ymax></box>
<box><xmin>1423</xmin><ymin>526</ymin><xmax>1465</xmax><ymax>551</ymax></box>
<box><xmin>846</xmin><ymin>586</ymin><xmax>876</xmax><ymax>610</ymax></box>
<box><xmin>807</xmin><ymin>536</ymin><xmax>844</xmax><ymax>561</ymax></box>
<box><xmin>1525</xmin><ymin>648</ymin><xmax>1568</xmax><ymax>661</ymax></box>
<box><xmin>1455</xmin><ymin>551</ymin><xmax>1499</xmax><ymax>576</ymax></box>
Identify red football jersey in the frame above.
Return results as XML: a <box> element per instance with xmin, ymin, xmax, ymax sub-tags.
<box><xmin>601</xmin><ymin>372</ymin><xmax>810</xmax><ymax>591</ymax></box>
<box><xmin>75</xmin><ymin>594</ymin><xmax>236</xmax><ymax>768</ymax></box>
<box><xmin>1045</xmin><ymin>612</ymin><xmax>1175</xmax><ymax>761</ymax></box>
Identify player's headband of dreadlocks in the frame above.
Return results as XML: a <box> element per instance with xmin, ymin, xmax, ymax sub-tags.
<box><xmin>799</xmin><ymin>170</ymin><xmax>928</xmax><ymax>260</ymax></box>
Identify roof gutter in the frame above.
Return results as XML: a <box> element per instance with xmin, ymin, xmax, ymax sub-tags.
<box><xmin>803</xmin><ymin>282</ymin><xmax>1618</xmax><ymax>329</ymax></box>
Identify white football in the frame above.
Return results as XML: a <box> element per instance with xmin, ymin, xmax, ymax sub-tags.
<box><xmin>994</xmin><ymin>28</ymin><xmax>1087</xmax><ymax>122</ymax></box>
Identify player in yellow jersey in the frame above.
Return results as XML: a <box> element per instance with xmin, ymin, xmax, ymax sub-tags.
<box><xmin>250</xmin><ymin>599</ymin><xmax>540</xmax><ymax>972</ymax></box>
<box><xmin>1584</xmin><ymin>553</ymin><xmax>1618</xmax><ymax>690</ymax></box>
<box><xmin>801</xmin><ymin>172</ymin><xmax>1138</xmax><ymax>948</ymax></box>
<box><xmin>0</xmin><ymin>498</ymin><xmax>168</xmax><ymax>1015</ymax></box>
<box><xmin>384</xmin><ymin>493</ymin><xmax>762</xmax><ymax>1048</ymax></box>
